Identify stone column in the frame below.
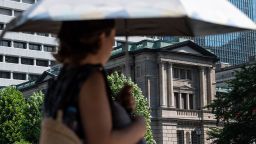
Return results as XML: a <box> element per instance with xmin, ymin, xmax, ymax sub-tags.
<box><xmin>167</xmin><ymin>63</ymin><xmax>174</xmax><ymax>107</ymax></box>
<box><xmin>199</xmin><ymin>67</ymin><xmax>207</xmax><ymax>108</ymax></box>
<box><xmin>207</xmin><ymin>67</ymin><xmax>212</xmax><ymax>105</ymax></box>
<box><xmin>179</xmin><ymin>93</ymin><xmax>182</xmax><ymax>109</ymax></box>
<box><xmin>147</xmin><ymin>77</ymin><xmax>151</xmax><ymax>107</ymax></box>
<box><xmin>211</xmin><ymin>67</ymin><xmax>216</xmax><ymax>100</ymax></box>
<box><xmin>186</xmin><ymin>93</ymin><xmax>190</xmax><ymax>110</ymax></box>
<box><xmin>159</xmin><ymin>62</ymin><xmax>167</xmax><ymax>107</ymax></box>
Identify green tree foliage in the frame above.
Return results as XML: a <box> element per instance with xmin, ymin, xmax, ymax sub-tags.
<box><xmin>107</xmin><ymin>72</ymin><xmax>155</xmax><ymax>144</ymax></box>
<box><xmin>208</xmin><ymin>65</ymin><xmax>256</xmax><ymax>144</ymax></box>
<box><xmin>0</xmin><ymin>87</ymin><xmax>26</xmax><ymax>143</ymax></box>
<box><xmin>0</xmin><ymin>87</ymin><xmax>44</xmax><ymax>144</ymax></box>
<box><xmin>23</xmin><ymin>91</ymin><xmax>44</xmax><ymax>143</ymax></box>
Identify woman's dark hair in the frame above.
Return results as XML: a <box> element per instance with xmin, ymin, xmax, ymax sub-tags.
<box><xmin>55</xmin><ymin>20</ymin><xmax>115</xmax><ymax>64</ymax></box>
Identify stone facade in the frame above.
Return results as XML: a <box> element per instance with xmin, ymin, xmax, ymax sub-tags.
<box><xmin>106</xmin><ymin>40</ymin><xmax>218</xmax><ymax>144</ymax></box>
<box><xmin>216</xmin><ymin>60</ymin><xmax>256</xmax><ymax>93</ymax></box>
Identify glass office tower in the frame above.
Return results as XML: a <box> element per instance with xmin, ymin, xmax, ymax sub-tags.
<box><xmin>163</xmin><ymin>0</ymin><xmax>256</xmax><ymax>65</ymax></box>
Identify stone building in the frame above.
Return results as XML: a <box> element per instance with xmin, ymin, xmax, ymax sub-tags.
<box><xmin>216</xmin><ymin>56</ymin><xmax>256</xmax><ymax>93</ymax></box>
<box><xmin>17</xmin><ymin>40</ymin><xmax>218</xmax><ymax>144</ymax></box>
<box><xmin>106</xmin><ymin>40</ymin><xmax>218</xmax><ymax>144</ymax></box>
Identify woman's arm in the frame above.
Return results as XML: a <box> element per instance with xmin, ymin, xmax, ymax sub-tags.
<box><xmin>79</xmin><ymin>71</ymin><xmax>146</xmax><ymax>144</ymax></box>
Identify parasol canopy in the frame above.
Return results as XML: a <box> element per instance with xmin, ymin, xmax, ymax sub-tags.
<box><xmin>1</xmin><ymin>0</ymin><xmax>256</xmax><ymax>37</ymax></box>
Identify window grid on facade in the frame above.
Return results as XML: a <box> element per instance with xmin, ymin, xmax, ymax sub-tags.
<box><xmin>174</xmin><ymin>92</ymin><xmax>179</xmax><ymax>109</ymax></box>
<box><xmin>174</xmin><ymin>92</ymin><xmax>194</xmax><ymax>110</ymax></box>
<box><xmin>174</xmin><ymin>68</ymin><xmax>179</xmax><ymax>78</ymax></box>
<box><xmin>44</xmin><ymin>45</ymin><xmax>56</xmax><ymax>52</ymax></box>
<box><xmin>173</xmin><ymin>67</ymin><xmax>192</xmax><ymax>80</ymax></box>
<box><xmin>0</xmin><ymin>23</ymin><xmax>5</xmax><ymax>30</ymax></box>
<box><xmin>14</xmin><ymin>10</ymin><xmax>22</xmax><ymax>17</ymax></box>
<box><xmin>29</xmin><ymin>43</ymin><xmax>41</xmax><ymax>51</ymax></box>
<box><xmin>0</xmin><ymin>7</ymin><xmax>12</xmax><ymax>16</ymax></box>
<box><xmin>0</xmin><ymin>55</ymin><xmax>3</xmax><ymax>62</ymax></box>
<box><xmin>50</xmin><ymin>61</ymin><xmax>56</xmax><ymax>66</ymax></box>
<box><xmin>36</xmin><ymin>59</ymin><xmax>48</xmax><ymax>67</ymax></box>
<box><xmin>189</xmin><ymin>94</ymin><xmax>194</xmax><ymax>109</ymax></box>
<box><xmin>181</xmin><ymin>93</ymin><xmax>187</xmax><ymax>109</ymax></box>
<box><xmin>0</xmin><ymin>40</ymin><xmax>11</xmax><ymax>47</ymax></box>
<box><xmin>191</xmin><ymin>131</ymin><xmax>201</xmax><ymax>144</ymax></box>
<box><xmin>5</xmin><ymin>56</ymin><xmax>19</xmax><ymax>64</ymax></box>
<box><xmin>0</xmin><ymin>71</ymin><xmax>11</xmax><ymax>79</ymax></box>
<box><xmin>28</xmin><ymin>74</ymin><xmax>40</xmax><ymax>81</ymax></box>
<box><xmin>177</xmin><ymin>130</ymin><xmax>185</xmax><ymax>144</ymax></box>
<box><xmin>21</xmin><ymin>57</ymin><xmax>34</xmax><ymax>65</ymax></box>
<box><xmin>13</xmin><ymin>72</ymin><xmax>26</xmax><ymax>80</ymax></box>
<box><xmin>13</xmin><ymin>41</ymin><xmax>26</xmax><ymax>49</ymax></box>
<box><xmin>22</xmin><ymin>0</ymin><xmax>35</xmax><ymax>4</ymax></box>
<box><xmin>37</xmin><ymin>33</ymin><xmax>49</xmax><ymax>37</ymax></box>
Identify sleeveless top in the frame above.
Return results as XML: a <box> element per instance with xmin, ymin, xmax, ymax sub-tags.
<box><xmin>44</xmin><ymin>64</ymin><xmax>146</xmax><ymax>144</ymax></box>
<box><xmin>43</xmin><ymin>64</ymin><xmax>112</xmax><ymax>138</ymax></box>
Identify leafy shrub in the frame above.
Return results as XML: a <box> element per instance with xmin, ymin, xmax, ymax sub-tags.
<box><xmin>0</xmin><ymin>87</ymin><xmax>43</xmax><ymax>143</ymax></box>
<box><xmin>107</xmin><ymin>72</ymin><xmax>155</xmax><ymax>144</ymax></box>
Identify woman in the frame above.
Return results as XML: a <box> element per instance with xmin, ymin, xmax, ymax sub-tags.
<box><xmin>43</xmin><ymin>20</ymin><xmax>146</xmax><ymax>144</ymax></box>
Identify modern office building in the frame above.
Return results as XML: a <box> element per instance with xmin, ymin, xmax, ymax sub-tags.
<box><xmin>0</xmin><ymin>0</ymin><xmax>58</xmax><ymax>87</ymax></box>
<box><xmin>163</xmin><ymin>0</ymin><xmax>256</xmax><ymax>65</ymax></box>
<box><xmin>17</xmin><ymin>40</ymin><xmax>218</xmax><ymax>144</ymax></box>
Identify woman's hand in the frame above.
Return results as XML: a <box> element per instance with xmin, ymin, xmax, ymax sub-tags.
<box><xmin>133</xmin><ymin>116</ymin><xmax>147</xmax><ymax>133</ymax></box>
<box><xmin>117</xmin><ymin>84</ymin><xmax>136</xmax><ymax>113</ymax></box>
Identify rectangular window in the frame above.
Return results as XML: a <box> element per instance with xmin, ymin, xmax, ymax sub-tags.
<box><xmin>14</xmin><ymin>10</ymin><xmax>22</xmax><ymax>17</ymax></box>
<box><xmin>29</xmin><ymin>43</ymin><xmax>41</xmax><ymax>51</ymax></box>
<box><xmin>181</xmin><ymin>93</ymin><xmax>187</xmax><ymax>109</ymax></box>
<box><xmin>21</xmin><ymin>58</ymin><xmax>34</xmax><ymax>65</ymax></box>
<box><xmin>36</xmin><ymin>59</ymin><xmax>48</xmax><ymax>67</ymax></box>
<box><xmin>13</xmin><ymin>72</ymin><xmax>26</xmax><ymax>80</ymax></box>
<box><xmin>0</xmin><ymin>55</ymin><xmax>3</xmax><ymax>62</ymax></box>
<box><xmin>22</xmin><ymin>0</ymin><xmax>35</xmax><ymax>4</ymax></box>
<box><xmin>191</xmin><ymin>131</ymin><xmax>201</xmax><ymax>144</ymax></box>
<box><xmin>37</xmin><ymin>33</ymin><xmax>49</xmax><ymax>37</ymax></box>
<box><xmin>50</xmin><ymin>61</ymin><xmax>56</xmax><ymax>66</ymax></box>
<box><xmin>44</xmin><ymin>45</ymin><xmax>56</xmax><ymax>52</ymax></box>
<box><xmin>23</xmin><ymin>32</ymin><xmax>34</xmax><ymax>35</ymax></box>
<box><xmin>187</xmin><ymin>69</ymin><xmax>192</xmax><ymax>80</ymax></box>
<box><xmin>0</xmin><ymin>8</ymin><xmax>12</xmax><ymax>16</ymax></box>
<box><xmin>174</xmin><ymin>92</ymin><xmax>180</xmax><ymax>109</ymax></box>
<box><xmin>189</xmin><ymin>94</ymin><xmax>194</xmax><ymax>109</ymax></box>
<box><xmin>180</xmin><ymin>69</ymin><xmax>186</xmax><ymax>79</ymax></box>
<box><xmin>0</xmin><ymin>23</ymin><xmax>5</xmax><ymax>30</ymax></box>
<box><xmin>177</xmin><ymin>130</ymin><xmax>185</xmax><ymax>144</ymax></box>
<box><xmin>173</xmin><ymin>68</ymin><xmax>179</xmax><ymax>78</ymax></box>
<box><xmin>13</xmin><ymin>41</ymin><xmax>26</xmax><ymax>49</ymax></box>
<box><xmin>28</xmin><ymin>74</ymin><xmax>40</xmax><ymax>81</ymax></box>
<box><xmin>0</xmin><ymin>71</ymin><xmax>11</xmax><ymax>79</ymax></box>
<box><xmin>5</xmin><ymin>56</ymin><xmax>19</xmax><ymax>64</ymax></box>
<box><xmin>0</xmin><ymin>40</ymin><xmax>11</xmax><ymax>47</ymax></box>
